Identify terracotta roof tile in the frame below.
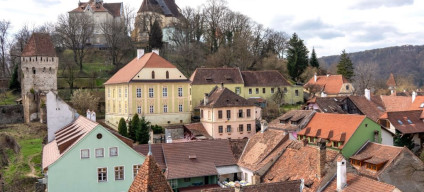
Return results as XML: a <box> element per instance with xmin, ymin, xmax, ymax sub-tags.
<box><xmin>409</xmin><ymin>96</ymin><xmax>424</xmax><ymax>110</ymax></box>
<box><xmin>70</xmin><ymin>1</ymin><xmax>122</xmax><ymax>17</ymax></box>
<box><xmin>190</xmin><ymin>68</ymin><xmax>244</xmax><ymax>85</ymax></box>
<box><xmin>21</xmin><ymin>33</ymin><xmax>56</xmax><ymax>57</ymax></box>
<box><xmin>304</xmin><ymin>75</ymin><xmax>349</xmax><ymax>95</ymax></box>
<box><xmin>323</xmin><ymin>173</ymin><xmax>397</xmax><ymax>192</ymax></box>
<box><xmin>229</xmin><ymin>139</ymin><xmax>248</xmax><ymax>161</ymax></box>
<box><xmin>298</xmin><ymin>113</ymin><xmax>365</xmax><ymax>145</ymax></box>
<box><xmin>311</xmin><ymin>97</ymin><xmax>347</xmax><ymax>113</ymax></box>
<box><xmin>348</xmin><ymin>96</ymin><xmax>386</xmax><ymax>121</ymax></box>
<box><xmin>133</xmin><ymin>143</ymin><xmax>166</xmax><ymax>170</ymax></box>
<box><xmin>386</xmin><ymin>73</ymin><xmax>396</xmax><ymax>87</ymax></box>
<box><xmin>129</xmin><ymin>155</ymin><xmax>173</xmax><ymax>192</ymax></box>
<box><xmin>385</xmin><ymin>110</ymin><xmax>424</xmax><ymax>134</ymax></box>
<box><xmin>269</xmin><ymin>110</ymin><xmax>315</xmax><ymax>131</ymax></box>
<box><xmin>241</xmin><ymin>71</ymin><xmax>291</xmax><ymax>87</ymax></box>
<box><xmin>104</xmin><ymin>53</ymin><xmax>180</xmax><ymax>85</ymax></box>
<box><xmin>103</xmin><ymin>3</ymin><xmax>122</xmax><ymax>17</ymax></box>
<box><xmin>184</xmin><ymin>123</ymin><xmax>212</xmax><ymax>139</ymax></box>
<box><xmin>202</xmin><ymin>180</ymin><xmax>303</xmax><ymax>192</ymax></box>
<box><xmin>380</xmin><ymin>95</ymin><xmax>412</xmax><ymax>112</ymax></box>
<box><xmin>199</xmin><ymin>87</ymin><xmax>255</xmax><ymax>108</ymax></box>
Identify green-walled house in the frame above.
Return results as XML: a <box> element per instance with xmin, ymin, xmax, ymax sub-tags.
<box><xmin>42</xmin><ymin>116</ymin><xmax>145</xmax><ymax>192</ymax></box>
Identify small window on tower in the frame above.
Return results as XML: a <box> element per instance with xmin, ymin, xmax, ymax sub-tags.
<box><xmin>32</xmin><ymin>67</ymin><xmax>36</xmax><ymax>74</ymax></box>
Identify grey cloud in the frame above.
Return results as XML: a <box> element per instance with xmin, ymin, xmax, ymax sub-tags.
<box><xmin>352</xmin><ymin>0</ymin><xmax>413</xmax><ymax>9</ymax></box>
<box><xmin>316</xmin><ymin>30</ymin><xmax>345</xmax><ymax>39</ymax></box>
<box><xmin>348</xmin><ymin>24</ymin><xmax>400</xmax><ymax>42</ymax></box>
<box><xmin>292</xmin><ymin>18</ymin><xmax>330</xmax><ymax>31</ymax></box>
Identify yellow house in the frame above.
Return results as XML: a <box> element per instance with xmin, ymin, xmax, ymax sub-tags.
<box><xmin>104</xmin><ymin>50</ymin><xmax>191</xmax><ymax>127</ymax></box>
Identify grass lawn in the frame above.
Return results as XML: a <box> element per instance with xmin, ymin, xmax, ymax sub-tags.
<box><xmin>0</xmin><ymin>91</ymin><xmax>19</xmax><ymax>106</ymax></box>
<box><xmin>281</xmin><ymin>103</ymin><xmax>303</xmax><ymax>112</ymax></box>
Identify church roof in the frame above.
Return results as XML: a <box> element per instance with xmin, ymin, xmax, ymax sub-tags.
<box><xmin>138</xmin><ymin>0</ymin><xmax>180</xmax><ymax>17</ymax></box>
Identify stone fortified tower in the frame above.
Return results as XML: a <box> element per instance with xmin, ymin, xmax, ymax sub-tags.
<box><xmin>21</xmin><ymin>33</ymin><xmax>58</xmax><ymax>123</ymax></box>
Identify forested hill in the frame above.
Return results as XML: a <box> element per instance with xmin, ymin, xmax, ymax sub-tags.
<box><xmin>319</xmin><ymin>45</ymin><xmax>424</xmax><ymax>86</ymax></box>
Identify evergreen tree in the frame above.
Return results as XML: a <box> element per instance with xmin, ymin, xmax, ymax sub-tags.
<box><xmin>287</xmin><ymin>33</ymin><xmax>309</xmax><ymax>81</ymax></box>
<box><xmin>129</xmin><ymin>114</ymin><xmax>139</xmax><ymax>141</ymax></box>
<box><xmin>118</xmin><ymin>118</ymin><xmax>127</xmax><ymax>137</ymax></box>
<box><xmin>310</xmin><ymin>48</ymin><xmax>320</xmax><ymax>68</ymax></box>
<box><xmin>9</xmin><ymin>65</ymin><xmax>20</xmax><ymax>92</ymax></box>
<box><xmin>336</xmin><ymin>50</ymin><xmax>354</xmax><ymax>81</ymax></box>
<box><xmin>137</xmin><ymin>116</ymin><xmax>151</xmax><ymax>144</ymax></box>
<box><xmin>149</xmin><ymin>20</ymin><xmax>163</xmax><ymax>49</ymax></box>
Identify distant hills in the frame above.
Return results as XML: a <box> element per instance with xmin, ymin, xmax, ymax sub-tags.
<box><xmin>318</xmin><ymin>45</ymin><xmax>424</xmax><ymax>86</ymax></box>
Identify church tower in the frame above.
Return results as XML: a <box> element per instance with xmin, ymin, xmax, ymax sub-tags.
<box><xmin>21</xmin><ymin>33</ymin><xmax>58</xmax><ymax>123</ymax></box>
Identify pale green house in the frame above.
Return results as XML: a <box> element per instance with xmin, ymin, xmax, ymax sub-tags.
<box><xmin>42</xmin><ymin>116</ymin><xmax>145</xmax><ymax>192</ymax></box>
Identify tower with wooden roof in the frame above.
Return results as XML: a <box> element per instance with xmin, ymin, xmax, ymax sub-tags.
<box><xmin>386</xmin><ymin>73</ymin><xmax>397</xmax><ymax>95</ymax></box>
<box><xmin>21</xmin><ymin>33</ymin><xmax>58</xmax><ymax>123</ymax></box>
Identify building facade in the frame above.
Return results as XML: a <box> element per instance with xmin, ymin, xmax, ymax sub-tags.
<box><xmin>304</xmin><ymin>74</ymin><xmax>354</xmax><ymax>97</ymax></box>
<box><xmin>105</xmin><ymin>51</ymin><xmax>191</xmax><ymax>127</ymax></box>
<box><xmin>21</xmin><ymin>33</ymin><xmax>58</xmax><ymax>123</ymax></box>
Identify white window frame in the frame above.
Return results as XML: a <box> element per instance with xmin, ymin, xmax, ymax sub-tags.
<box><xmin>170</xmin><ymin>179</ymin><xmax>178</xmax><ymax>189</ymax></box>
<box><xmin>137</xmin><ymin>106</ymin><xmax>142</xmax><ymax>114</ymax></box>
<box><xmin>149</xmin><ymin>105</ymin><xmax>154</xmax><ymax>113</ymax></box>
<box><xmin>125</xmin><ymin>87</ymin><xmax>128</xmax><ymax>98</ymax></box>
<box><xmin>178</xmin><ymin>87</ymin><xmax>183</xmax><ymax>97</ymax></box>
<box><xmin>95</xmin><ymin>148</ymin><xmax>104</xmax><ymax>158</ymax></box>
<box><xmin>163</xmin><ymin>87</ymin><xmax>168</xmax><ymax>97</ymax></box>
<box><xmin>149</xmin><ymin>88</ymin><xmax>154</xmax><ymax>98</ymax></box>
<box><xmin>133</xmin><ymin>164</ymin><xmax>142</xmax><ymax>178</ymax></box>
<box><xmin>164</xmin><ymin>105</ymin><xmax>168</xmax><ymax>113</ymax></box>
<box><xmin>98</xmin><ymin>167</ymin><xmax>108</xmax><ymax>182</ymax></box>
<box><xmin>114</xmin><ymin>166</ymin><xmax>125</xmax><ymax>181</ymax></box>
<box><xmin>109</xmin><ymin>147</ymin><xmax>118</xmax><ymax>157</ymax></box>
<box><xmin>178</xmin><ymin>104</ymin><xmax>183</xmax><ymax>112</ymax></box>
<box><xmin>136</xmin><ymin>88</ymin><xmax>142</xmax><ymax>98</ymax></box>
<box><xmin>81</xmin><ymin>149</ymin><xmax>90</xmax><ymax>159</ymax></box>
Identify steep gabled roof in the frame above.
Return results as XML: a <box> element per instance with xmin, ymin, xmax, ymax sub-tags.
<box><xmin>133</xmin><ymin>143</ymin><xmax>166</xmax><ymax>170</ymax></box>
<box><xmin>183</xmin><ymin>123</ymin><xmax>212</xmax><ymax>139</ymax></box>
<box><xmin>138</xmin><ymin>0</ymin><xmax>181</xmax><ymax>17</ymax></box>
<box><xmin>385</xmin><ymin>110</ymin><xmax>424</xmax><ymax>134</ymax></box>
<box><xmin>268</xmin><ymin>110</ymin><xmax>315</xmax><ymax>131</ymax></box>
<box><xmin>323</xmin><ymin>173</ymin><xmax>397</xmax><ymax>192</ymax></box>
<box><xmin>348</xmin><ymin>96</ymin><xmax>386</xmax><ymax>122</ymax></box>
<box><xmin>304</xmin><ymin>75</ymin><xmax>349</xmax><ymax>95</ymax></box>
<box><xmin>190</xmin><ymin>68</ymin><xmax>244</xmax><ymax>85</ymax></box>
<box><xmin>21</xmin><ymin>33</ymin><xmax>56</xmax><ymax>57</ymax></box>
<box><xmin>199</xmin><ymin>87</ymin><xmax>254</xmax><ymax>108</ymax></box>
<box><xmin>70</xmin><ymin>1</ymin><xmax>122</xmax><ymax>17</ymax></box>
<box><xmin>386</xmin><ymin>73</ymin><xmax>396</xmax><ymax>87</ymax></box>
<box><xmin>104</xmin><ymin>53</ymin><xmax>179</xmax><ymax>85</ymax></box>
<box><xmin>129</xmin><ymin>154</ymin><xmax>173</xmax><ymax>192</ymax></box>
<box><xmin>380</xmin><ymin>95</ymin><xmax>412</xmax><ymax>112</ymax></box>
<box><xmin>309</xmin><ymin>96</ymin><xmax>346</xmax><ymax>114</ymax></box>
<box><xmin>241</xmin><ymin>71</ymin><xmax>291</xmax><ymax>87</ymax></box>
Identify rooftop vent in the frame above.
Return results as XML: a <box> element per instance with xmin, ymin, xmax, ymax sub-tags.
<box><xmin>189</xmin><ymin>155</ymin><xmax>197</xmax><ymax>159</ymax></box>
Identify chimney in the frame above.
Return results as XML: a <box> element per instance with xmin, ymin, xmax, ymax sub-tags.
<box><xmin>137</xmin><ymin>49</ymin><xmax>145</xmax><ymax>59</ymax></box>
<box><xmin>167</xmin><ymin>136</ymin><xmax>172</xmax><ymax>143</ymax></box>
<box><xmin>150</xmin><ymin>129</ymin><xmax>154</xmax><ymax>144</ymax></box>
<box><xmin>364</xmin><ymin>88</ymin><xmax>371</xmax><ymax>101</ymax></box>
<box><xmin>314</xmin><ymin>73</ymin><xmax>317</xmax><ymax>82</ymax></box>
<box><xmin>234</xmin><ymin>182</ymin><xmax>241</xmax><ymax>192</ymax></box>
<box><xmin>86</xmin><ymin>109</ymin><xmax>91</xmax><ymax>119</ymax></box>
<box><xmin>221</xmin><ymin>82</ymin><xmax>224</xmax><ymax>89</ymax></box>
<box><xmin>337</xmin><ymin>157</ymin><xmax>347</xmax><ymax>191</ymax></box>
<box><xmin>326</xmin><ymin>74</ymin><xmax>330</xmax><ymax>77</ymax></box>
<box><xmin>260</xmin><ymin>120</ymin><xmax>268</xmax><ymax>133</ymax></box>
<box><xmin>412</xmin><ymin>91</ymin><xmax>417</xmax><ymax>103</ymax></box>
<box><xmin>152</xmin><ymin>49</ymin><xmax>159</xmax><ymax>55</ymax></box>
<box><xmin>204</xmin><ymin>93</ymin><xmax>209</xmax><ymax>105</ymax></box>
<box><xmin>374</xmin><ymin>130</ymin><xmax>380</xmax><ymax>143</ymax></box>
<box><xmin>317</xmin><ymin>140</ymin><xmax>326</xmax><ymax>179</ymax></box>
<box><xmin>320</xmin><ymin>92</ymin><xmax>327</xmax><ymax>98</ymax></box>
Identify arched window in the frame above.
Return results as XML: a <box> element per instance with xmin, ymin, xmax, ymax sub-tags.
<box><xmin>152</xmin><ymin>71</ymin><xmax>155</xmax><ymax>79</ymax></box>
<box><xmin>43</xmin><ymin>67</ymin><xmax>46</xmax><ymax>72</ymax></box>
<box><xmin>166</xmin><ymin>71</ymin><xmax>169</xmax><ymax>79</ymax></box>
<box><xmin>32</xmin><ymin>67</ymin><xmax>36</xmax><ymax>75</ymax></box>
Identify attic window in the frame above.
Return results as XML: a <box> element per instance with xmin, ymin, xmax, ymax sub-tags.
<box><xmin>397</xmin><ymin>120</ymin><xmax>403</xmax><ymax>125</ymax></box>
<box><xmin>206</xmin><ymin>77</ymin><xmax>212</xmax><ymax>81</ymax></box>
<box><xmin>350</xmin><ymin>159</ymin><xmax>362</xmax><ymax>166</ymax></box>
<box><xmin>189</xmin><ymin>155</ymin><xmax>197</xmax><ymax>159</ymax></box>
<box><xmin>407</xmin><ymin>119</ymin><xmax>413</xmax><ymax>124</ymax></box>
<box><xmin>366</xmin><ymin>163</ymin><xmax>378</xmax><ymax>171</ymax></box>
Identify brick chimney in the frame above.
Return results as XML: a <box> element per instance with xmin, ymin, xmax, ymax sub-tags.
<box><xmin>317</xmin><ymin>140</ymin><xmax>326</xmax><ymax>179</ymax></box>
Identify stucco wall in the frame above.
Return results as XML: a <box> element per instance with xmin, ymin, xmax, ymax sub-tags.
<box><xmin>381</xmin><ymin>129</ymin><xmax>394</xmax><ymax>146</ymax></box>
<box><xmin>46</xmin><ymin>91</ymin><xmax>78</xmax><ymax>142</ymax></box>
<box><xmin>243</xmin><ymin>86</ymin><xmax>303</xmax><ymax>104</ymax></box>
<box><xmin>47</xmin><ymin>126</ymin><xmax>145</xmax><ymax>192</ymax></box>
<box><xmin>341</xmin><ymin>118</ymin><xmax>382</xmax><ymax>158</ymax></box>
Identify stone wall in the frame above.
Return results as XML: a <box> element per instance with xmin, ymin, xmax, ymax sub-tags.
<box><xmin>0</xmin><ymin>105</ymin><xmax>24</xmax><ymax>124</ymax></box>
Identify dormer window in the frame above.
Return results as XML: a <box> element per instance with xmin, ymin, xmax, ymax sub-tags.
<box><xmin>346</xmin><ymin>85</ymin><xmax>349</xmax><ymax>90</ymax></box>
<box><xmin>366</xmin><ymin>163</ymin><xmax>378</xmax><ymax>171</ymax></box>
<box><xmin>291</xmin><ymin>120</ymin><xmax>298</xmax><ymax>125</ymax></box>
<box><xmin>397</xmin><ymin>120</ymin><xmax>403</xmax><ymax>125</ymax></box>
<box><xmin>407</xmin><ymin>119</ymin><xmax>413</xmax><ymax>124</ymax></box>
<box><xmin>350</xmin><ymin>159</ymin><xmax>362</xmax><ymax>166</ymax></box>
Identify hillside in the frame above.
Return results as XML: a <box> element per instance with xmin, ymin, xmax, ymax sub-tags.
<box><xmin>319</xmin><ymin>45</ymin><xmax>424</xmax><ymax>86</ymax></box>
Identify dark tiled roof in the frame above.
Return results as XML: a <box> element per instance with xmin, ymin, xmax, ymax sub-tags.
<box><xmin>323</xmin><ymin>173</ymin><xmax>397</xmax><ymax>192</ymax></box>
<box><xmin>241</xmin><ymin>71</ymin><xmax>291</xmax><ymax>87</ymax></box>
<box><xmin>22</xmin><ymin>33</ymin><xmax>56</xmax><ymax>57</ymax></box>
<box><xmin>184</xmin><ymin>123</ymin><xmax>212</xmax><ymax>139</ymax></box>
<box><xmin>269</xmin><ymin>110</ymin><xmax>315</xmax><ymax>131</ymax></box>
<box><xmin>202</xmin><ymin>180</ymin><xmax>302</xmax><ymax>192</ymax></box>
<box><xmin>199</xmin><ymin>87</ymin><xmax>254</xmax><ymax>108</ymax></box>
<box><xmin>385</xmin><ymin>110</ymin><xmax>424</xmax><ymax>134</ymax></box>
<box><xmin>348</xmin><ymin>96</ymin><xmax>385</xmax><ymax>122</ymax></box>
<box><xmin>190</xmin><ymin>68</ymin><xmax>244</xmax><ymax>85</ymax></box>
<box><xmin>314</xmin><ymin>97</ymin><xmax>347</xmax><ymax>113</ymax></box>
<box><xmin>229</xmin><ymin>139</ymin><xmax>248</xmax><ymax>161</ymax></box>
<box><xmin>129</xmin><ymin>155</ymin><xmax>173</xmax><ymax>192</ymax></box>
<box><xmin>138</xmin><ymin>0</ymin><xmax>181</xmax><ymax>17</ymax></box>
<box><xmin>133</xmin><ymin>143</ymin><xmax>166</xmax><ymax>170</ymax></box>
<box><xmin>103</xmin><ymin>3</ymin><xmax>122</xmax><ymax>17</ymax></box>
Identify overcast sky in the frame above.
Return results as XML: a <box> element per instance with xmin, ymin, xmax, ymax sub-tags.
<box><xmin>1</xmin><ymin>0</ymin><xmax>423</xmax><ymax>56</ymax></box>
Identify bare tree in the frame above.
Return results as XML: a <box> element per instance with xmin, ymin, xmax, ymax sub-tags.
<box><xmin>56</xmin><ymin>14</ymin><xmax>94</xmax><ymax>72</ymax></box>
<box><xmin>70</xmin><ymin>89</ymin><xmax>100</xmax><ymax>114</ymax></box>
<box><xmin>353</xmin><ymin>62</ymin><xmax>378</xmax><ymax>95</ymax></box>
<box><xmin>0</xmin><ymin>20</ymin><xmax>11</xmax><ymax>77</ymax></box>
<box><xmin>203</xmin><ymin>0</ymin><xmax>228</xmax><ymax>52</ymax></box>
<box><xmin>123</xmin><ymin>4</ymin><xmax>136</xmax><ymax>35</ymax></box>
<box><xmin>100</xmin><ymin>19</ymin><xmax>133</xmax><ymax>66</ymax></box>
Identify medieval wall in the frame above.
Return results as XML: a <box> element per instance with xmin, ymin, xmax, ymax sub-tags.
<box><xmin>0</xmin><ymin>105</ymin><xmax>24</xmax><ymax>124</ymax></box>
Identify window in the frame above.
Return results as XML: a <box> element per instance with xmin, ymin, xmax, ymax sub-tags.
<box><xmin>81</xmin><ymin>149</ymin><xmax>90</xmax><ymax>159</ymax></box>
<box><xmin>226</xmin><ymin>110</ymin><xmax>231</xmax><ymax>119</ymax></box>
<box><xmin>218</xmin><ymin>110</ymin><xmax>223</xmax><ymax>119</ymax></box>
<box><xmin>163</xmin><ymin>87</ymin><xmax>168</xmax><ymax>97</ymax></box>
<box><xmin>164</xmin><ymin>105</ymin><xmax>168</xmax><ymax>113</ymax></box>
<box><xmin>397</xmin><ymin>120</ymin><xmax>403</xmax><ymax>125</ymax></box>
<box><xmin>149</xmin><ymin>88</ymin><xmax>154</xmax><ymax>98</ymax></box>
<box><xmin>170</xmin><ymin>180</ymin><xmax>178</xmax><ymax>189</ymax></box>
<box><xmin>219</xmin><ymin>126</ymin><xmax>223</xmax><ymax>133</ymax></box>
<box><xmin>333</xmin><ymin>141</ymin><xmax>340</xmax><ymax>147</ymax></box>
<box><xmin>136</xmin><ymin>88</ymin><xmax>141</xmax><ymax>98</ymax></box>
<box><xmin>239</xmin><ymin>124</ymin><xmax>244</xmax><ymax>132</ymax></box>
<box><xmin>98</xmin><ymin>168</ymin><xmax>107</xmax><ymax>182</ymax></box>
<box><xmin>295</xmin><ymin>90</ymin><xmax>299</xmax><ymax>96</ymax></box>
<box><xmin>178</xmin><ymin>87</ymin><xmax>183</xmax><ymax>97</ymax></box>
<box><xmin>152</xmin><ymin>71</ymin><xmax>155</xmax><ymax>79</ymax></box>
<box><xmin>166</xmin><ymin>71</ymin><xmax>169</xmax><ymax>79</ymax></box>
<box><xmin>149</xmin><ymin>106</ymin><xmax>154</xmax><ymax>113</ymax></box>
<box><xmin>256</xmin><ymin>88</ymin><xmax>259</xmax><ymax>94</ymax></box>
<box><xmin>235</xmin><ymin>87</ymin><xmax>241</xmax><ymax>94</ymax></box>
<box><xmin>366</xmin><ymin>163</ymin><xmax>378</xmax><ymax>171</ymax></box>
<box><xmin>263</xmin><ymin>88</ymin><xmax>266</xmax><ymax>93</ymax></box>
<box><xmin>247</xmin><ymin>124</ymin><xmax>251</xmax><ymax>132</ymax></box>
<box><xmin>118</xmin><ymin>88</ymin><xmax>121</xmax><ymax>98</ymax></box>
<box><xmin>110</xmin><ymin>147</ymin><xmax>118</xmax><ymax>157</ymax></box>
<box><xmin>271</xmin><ymin>88</ymin><xmax>275</xmax><ymax>93</ymax></box>
<box><xmin>350</xmin><ymin>159</ymin><xmax>362</xmax><ymax>166</ymax></box>
<box><xmin>291</xmin><ymin>120</ymin><xmax>298</xmax><ymax>125</ymax></box>
<box><xmin>249</xmin><ymin>88</ymin><xmax>252</xmax><ymax>94</ymax></box>
<box><xmin>125</xmin><ymin>88</ymin><xmax>127</xmax><ymax>98</ymax></box>
<box><xmin>184</xmin><ymin>178</ymin><xmax>191</xmax><ymax>182</ymax></box>
<box><xmin>407</xmin><ymin>119</ymin><xmax>413</xmax><ymax>124</ymax></box>
<box><xmin>247</xmin><ymin>109</ymin><xmax>251</xmax><ymax>117</ymax></box>
<box><xmin>119</xmin><ymin>103</ymin><xmax>121</xmax><ymax>113</ymax></box>
<box><xmin>108</xmin><ymin>88</ymin><xmax>110</xmax><ymax>98</ymax></box>
<box><xmin>133</xmin><ymin>165</ymin><xmax>142</xmax><ymax>178</ymax></box>
<box><xmin>115</xmin><ymin>166</ymin><xmax>124</xmax><ymax>180</ymax></box>
<box><xmin>179</xmin><ymin>104</ymin><xmax>183</xmax><ymax>112</ymax></box>
<box><xmin>238</xmin><ymin>109</ymin><xmax>243</xmax><ymax>118</ymax></box>
<box><xmin>283</xmin><ymin>87</ymin><xmax>287</xmax><ymax>93</ymax></box>
<box><xmin>32</xmin><ymin>67</ymin><xmax>36</xmax><ymax>74</ymax></box>
<box><xmin>201</xmin><ymin>110</ymin><xmax>203</xmax><ymax>119</ymax></box>
<box><xmin>95</xmin><ymin>148</ymin><xmax>104</xmax><ymax>158</ymax></box>
<box><xmin>226</xmin><ymin>125</ymin><xmax>231</xmax><ymax>133</ymax></box>
<box><xmin>137</xmin><ymin>106</ymin><xmax>142</xmax><ymax>114</ymax></box>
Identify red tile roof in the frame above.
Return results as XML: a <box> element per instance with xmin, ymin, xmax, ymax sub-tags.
<box><xmin>385</xmin><ymin>110</ymin><xmax>424</xmax><ymax>134</ymax></box>
<box><xmin>323</xmin><ymin>173</ymin><xmax>397</xmax><ymax>192</ymax></box>
<box><xmin>409</xmin><ymin>96</ymin><xmax>424</xmax><ymax>110</ymax></box>
<box><xmin>184</xmin><ymin>123</ymin><xmax>212</xmax><ymax>139</ymax></box>
<box><xmin>190</xmin><ymin>68</ymin><xmax>244</xmax><ymax>85</ymax></box>
<box><xmin>202</xmin><ymin>180</ymin><xmax>303</xmax><ymax>192</ymax></box>
<box><xmin>241</xmin><ymin>71</ymin><xmax>291</xmax><ymax>87</ymax></box>
<box><xmin>386</xmin><ymin>73</ymin><xmax>396</xmax><ymax>87</ymax></box>
<box><xmin>21</xmin><ymin>33</ymin><xmax>56</xmax><ymax>57</ymax></box>
<box><xmin>129</xmin><ymin>154</ymin><xmax>173</xmax><ymax>192</ymax></box>
<box><xmin>348</xmin><ymin>96</ymin><xmax>386</xmax><ymax>121</ymax></box>
<box><xmin>104</xmin><ymin>53</ymin><xmax>179</xmax><ymax>85</ymax></box>
<box><xmin>70</xmin><ymin>1</ymin><xmax>122</xmax><ymax>17</ymax></box>
<box><xmin>304</xmin><ymin>75</ymin><xmax>349</xmax><ymax>95</ymax></box>
<box><xmin>298</xmin><ymin>113</ymin><xmax>366</xmax><ymax>145</ymax></box>
<box><xmin>380</xmin><ymin>95</ymin><xmax>412</xmax><ymax>112</ymax></box>
<box><xmin>199</xmin><ymin>87</ymin><xmax>254</xmax><ymax>108</ymax></box>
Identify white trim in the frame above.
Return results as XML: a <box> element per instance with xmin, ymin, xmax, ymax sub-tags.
<box><xmin>97</xmin><ymin>167</ymin><xmax>108</xmax><ymax>183</ymax></box>
<box><xmin>80</xmin><ymin>149</ymin><xmax>90</xmax><ymax>159</ymax></box>
<box><xmin>132</xmin><ymin>164</ymin><xmax>142</xmax><ymax>179</ymax></box>
<box><xmin>109</xmin><ymin>146</ymin><xmax>119</xmax><ymax>157</ymax></box>
<box><xmin>95</xmin><ymin>148</ymin><xmax>105</xmax><ymax>158</ymax></box>
<box><xmin>114</xmin><ymin>165</ymin><xmax>125</xmax><ymax>181</ymax></box>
